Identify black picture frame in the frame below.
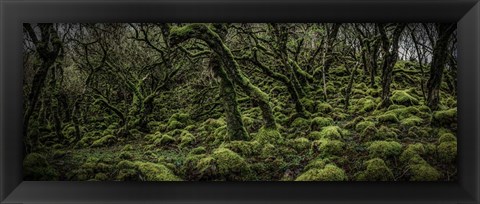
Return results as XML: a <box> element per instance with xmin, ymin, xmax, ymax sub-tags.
<box><xmin>1</xmin><ymin>0</ymin><xmax>479</xmax><ymax>203</ymax></box>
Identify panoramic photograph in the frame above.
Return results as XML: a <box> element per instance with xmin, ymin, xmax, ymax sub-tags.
<box><xmin>22</xmin><ymin>23</ymin><xmax>457</xmax><ymax>181</ymax></box>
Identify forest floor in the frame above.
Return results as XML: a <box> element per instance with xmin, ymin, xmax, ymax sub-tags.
<box><xmin>24</xmin><ymin>61</ymin><xmax>458</xmax><ymax>181</ymax></box>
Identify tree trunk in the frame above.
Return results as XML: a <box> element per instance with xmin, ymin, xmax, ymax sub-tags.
<box><xmin>378</xmin><ymin>23</ymin><xmax>406</xmax><ymax>107</ymax></box>
<box><xmin>169</xmin><ymin>24</ymin><xmax>277</xmax><ymax>130</ymax></box>
<box><xmin>426</xmin><ymin>23</ymin><xmax>456</xmax><ymax>110</ymax></box>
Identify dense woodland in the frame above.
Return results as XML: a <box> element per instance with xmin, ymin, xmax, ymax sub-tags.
<box><xmin>23</xmin><ymin>23</ymin><xmax>457</xmax><ymax>181</ymax></box>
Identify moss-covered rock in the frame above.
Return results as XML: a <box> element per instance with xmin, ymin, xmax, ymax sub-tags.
<box><xmin>367</xmin><ymin>141</ymin><xmax>402</xmax><ymax>159</ymax></box>
<box><xmin>154</xmin><ymin>134</ymin><xmax>175</xmax><ymax>146</ymax></box>
<box><xmin>432</xmin><ymin>108</ymin><xmax>457</xmax><ymax>127</ymax></box>
<box><xmin>355</xmin><ymin>121</ymin><xmax>375</xmax><ymax>132</ymax></box>
<box><xmin>196</xmin><ymin>148</ymin><xmax>253</xmax><ymax>181</ymax></box>
<box><xmin>317</xmin><ymin>102</ymin><xmax>333</xmax><ymax>114</ymax></box>
<box><xmin>291</xmin><ymin>117</ymin><xmax>310</xmax><ymax>129</ymax></box>
<box><xmin>377</xmin><ymin>113</ymin><xmax>399</xmax><ymax>124</ymax></box>
<box><xmin>311</xmin><ymin>139</ymin><xmax>345</xmax><ymax>156</ymax></box>
<box><xmin>295</xmin><ymin>164</ymin><xmax>347</xmax><ymax>181</ymax></box>
<box><xmin>437</xmin><ymin>141</ymin><xmax>457</xmax><ymax>163</ymax></box>
<box><xmin>400</xmin><ymin>143</ymin><xmax>426</xmax><ymax>163</ymax></box>
<box><xmin>221</xmin><ymin>140</ymin><xmax>261</xmax><ymax>157</ymax></box>
<box><xmin>317</xmin><ymin>126</ymin><xmax>343</xmax><ymax>140</ymax></box>
<box><xmin>374</xmin><ymin>126</ymin><xmax>398</xmax><ymax>140</ymax></box>
<box><xmin>408</xmin><ymin>163</ymin><xmax>441</xmax><ymax>181</ymax></box>
<box><xmin>356</xmin><ymin>158</ymin><xmax>394</xmax><ymax>181</ymax></box>
<box><xmin>134</xmin><ymin>161</ymin><xmax>181</xmax><ymax>181</ymax></box>
<box><xmin>90</xmin><ymin>135</ymin><xmax>116</xmax><ymax>147</ymax></box>
<box><xmin>189</xmin><ymin>146</ymin><xmax>207</xmax><ymax>155</ymax></box>
<box><xmin>438</xmin><ymin>133</ymin><xmax>456</xmax><ymax>143</ymax></box>
<box><xmin>290</xmin><ymin>137</ymin><xmax>311</xmax><ymax>152</ymax></box>
<box><xmin>391</xmin><ymin>90</ymin><xmax>419</xmax><ymax>106</ymax></box>
<box><xmin>400</xmin><ymin>116</ymin><xmax>423</xmax><ymax>127</ymax></box>
<box><xmin>255</xmin><ymin>127</ymin><xmax>283</xmax><ymax>144</ymax></box>
<box><xmin>179</xmin><ymin>131</ymin><xmax>196</xmax><ymax>148</ymax></box>
<box><xmin>310</xmin><ymin>117</ymin><xmax>333</xmax><ymax>131</ymax></box>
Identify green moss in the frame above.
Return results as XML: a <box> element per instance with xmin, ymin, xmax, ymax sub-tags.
<box><xmin>255</xmin><ymin>127</ymin><xmax>282</xmax><ymax>144</ymax></box>
<box><xmin>318</xmin><ymin>126</ymin><xmax>343</xmax><ymax>140</ymax></box>
<box><xmin>432</xmin><ymin>108</ymin><xmax>457</xmax><ymax>127</ymax></box>
<box><xmin>437</xmin><ymin>141</ymin><xmax>457</xmax><ymax>163</ymax></box>
<box><xmin>438</xmin><ymin>133</ymin><xmax>456</xmax><ymax>143</ymax></box>
<box><xmin>179</xmin><ymin>131</ymin><xmax>196</xmax><ymax>148</ymax></box>
<box><xmin>23</xmin><ymin>153</ymin><xmax>58</xmax><ymax>180</ymax></box>
<box><xmin>166</xmin><ymin>120</ymin><xmax>185</xmax><ymax>131</ymax></box>
<box><xmin>409</xmin><ymin>163</ymin><xmax>441</xmax><ymax>181</ymax></box>
<box><xmin>295</xmin><ymin>164</ymin><xmax>347</xmax><ymax>181</ymax></box>
<box><xmin>377</xmin><ymin>113</ymin><xmax>399</xmax><ymax>123</ymax></box>
<box><xmin>303</xmin><ymin>158</ymin><xmax>328</xmax><ymax>171</ymax></box>
<box><xmin>221</xmin><ymin>140</ymin><xmax>261</xmax><ymax>157</ymax></box>
<box><xmin>356</xmin><ymin>158</ymin><xmax>394</xmax><ymax>181</ymax></box>
<box><xmin>129</xmin><ymin>129</ymin><xmax>143</xmax><ymax>138</ymax></box>
<box><xmin>310</xmin><ymin>117</ymin><xmax>333</xmax><ymax>131</ymax></box>
<box><xmin>119</xmin><ymin>151</ymin><xmax>134</xmax><ymax>160</ymax></box>
<box><xmin>400</xmin><ymin>116</ymin><xmax>423</xmax><ymax>127</ymax></box>
<box><xmin>317</xmin><ymin>102</ymin><xmax>333</xmax><ymax>114</ymax></box>
<box><xmin>196</xmin><ymin>148</ymin><xmax>252</xmax><ymax>181</ymax></box>
<box><xmin>374</xmin><ymin>126</ymin><xmax>398</xmax><ymax>140</ymax></box>
<box><xmin>144</xmin><ymin>131</ymin><xmax>162</xmax><ymax>142</ymax></box>
<box><xmin>355</xmin><ymin>121</ymin><xmax>375</xmax><ymax>132</ymax></box>
<box><xmin>311</xmin><ymin>139</ymin><xmax>345</xmax><ymax>155</ymax></box>
<box><xmin>360</xmin><ymin>99</ymin><xmax>376</xmax><ymax>113</ymax></box>
<box><xmin>400</xmin><ymin>143</ymin><xmax>426</xmax><ymax>163</ymax></box>
<box><xmin>391</xmin><ymin>90</ymin><xmax>419</xmax><ymax>106</ymax></box>
<box><xmin>407</xmin><ymin>126</ymin><xmax>429</xmax><ymax>138</ymax></box>
<box><xmin>202</xmin><ymin>118</ymin><xmax>226</xmax><ymax>131</ymax></box>
<box><xmin>290</xmin><ymin>137</ymin><xmax>311</xmax><ymax>152</ymax></box>
<box><xmin>367</xmin><ymin>141</ymin><xmax>402</xmax><ymax>159</ymax></box>
<box><xmin>90</xmin><ymin>135</ymin><xmax>116</xmax><ymax>147</ymax></box>
<box><xmin>301</xmin><ymin>98</ymin><xmax>316</xmax><ymax>113</ymax></box>
<box><xmin>134</xmin><ymin>161</ymin><xmax>181</xmax><ymax>181</ymax></box>
<box><xmin>291</xmin><ymin>117</ymin><xmax>310</xmax><ymax>129</ymax></box>
<box><xmin>360</xmin><ymin>125</ymin><xmax>379</xmax><ymax>141</ymax></box>
<box><xmin>189</xmin><ymin>146</ymin><xmax>207</xmax><ymax>155</ymax></box>
<box><xmin>94</xmin><ymin>173</ymin><xmax>108</xmax><ymax>181</ymax></box>
<box><xmin>154</xmin><ymin>134</ymin><xmax>175</xmax><ymax>146</ymax></box>
<box><xmin>122</xmin><ymin>144</ymin><xmax>134</xmax><ymax>151</ymax></box>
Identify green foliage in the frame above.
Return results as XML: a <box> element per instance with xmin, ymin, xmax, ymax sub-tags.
<box><xmin>438</xmin><ymin>133</ymin><xmax>456</xmax><ymax>143</ymax></box>
<box><xmin>195</xmin><ymin>148</ymin><xmax>253</xmax><ymax>181</ymax></box>
<box><xmin>255</xmin><ymin>127</ymin><xmax>282</xmax><ymax>144</ymax></box>
<box><xmin>408</xmin><ymin>163</ymin><xmax>441</xmax><ymax>181</ymax></box>
<box><xmin>317</xmin><ymin>126</ymin><xmax>343</xmax><ymax>140</ymax></box>
<box><xmin>291</xmin><ymin>117</ymin><xmax>310</xmax><ymax>129</ymax></box>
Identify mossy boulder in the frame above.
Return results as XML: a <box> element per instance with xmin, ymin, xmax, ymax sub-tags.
<box><xmin>189</xmin><ymin>146</ymin><xmax>207</xmax><ymax>155</ymax></box>
<box><xmin>432</xmin><ymin>108</ymin><xmax>457</xmax><ymax>128</ymax></box>
<box><xmin>317</xmin><ymin>102</ymin><xmax>333</xmax><ymax>114</ymax></box>
<box><xmin>290</xmin><ymin>137</ymin><xmax>311</xmax><ymax>152</ymax></box>
<box><xmin>391</xmin><ymin>90</ymin><xmax>419</xmax><ymax>106</ymax></box>
<box><xmin>437</xmin><ymin>141</ymin><xmax>457</xmax><ymax>163</ymax></box>
<box><xmin>153</xmin><ymin>134</ymin><xmax>175</xmax><ymax>146</ymax></box>
<box><xmin>374</xmin><ymin>126</ymin><xmax>398</xmax><ymax>140</ymax></box>
<box><xmin>291</xmin><ymin>117</ymin><xmax>310</xmax><ymax>129</ymax></box>
<box><xmin>179</xmin><ymin>131</ymin><xmax>196</xmax><ymax>148</ymax></box>
<box><xmin>295</xmin><ymin>164</ymin><xmax>347</xmax><ymax>181</ymax></box>
<box><xmin>310</xmin><ymin>117</ymin><xmax>333</xmax><ymax>131</ymax></box>
<box><xmin>317</xmin><ymin>126</ymin><xmax>343</xmax><ymax>140</ymax></box>
<box><xmin>220</xmin><ymin>140</ymin><xmax>261</xmax><ymax>157</ymax></box>
<box><xmin>377</xmin><ymin>113</ymin><xmax>399</xmax><ymax>124</ymax></box>
<box><xmin>438</xmin><ymin>133</ymin><xmax>456</xmax><ymax>143</ymax></box>
<box><xmin>356</xmin><ymin>158</ymin><xmax>394</xmax><ymax>181</ymax></box>
<box><xmin>90</xmin><ymin>135</ymin><xmax>116</xmax><ymax>148</ymax></box>
<box><xmin>311</xmin><ymin>139</ymin><xmax>345</xmax><ymax>156</ymax></box>
<box><xmin>355</xmin><ymin>121</ymin><xmax>375</xmax><ymax>132</ymax></box>
<box><xmin>400</xmin><ymin>116</ymin><xmax>423</xmax><ymax>127</ymax></box>
<box><xmin>196</xmin><ymin>148</ymin><xmax>253</xmax><ymax>181</ymax></box>
<box><xmin>367</xmin><ymin>141</ymin><xmax>402</xmax><ymax>159</ymax></box>
<box><xmin>255</xmin><ymin>127</ymin><xmax>283</xmax><ymax>144</ymax></box>
<box><xmin>408</xmin><ymin>163</ymin><xmax>441</xmax><ymax>181</ymax></box>
<box><xmin>400</xmin><ymin>143</ymin><xmax>426</xmax><ymax>163</ymax></box>
<box><xmin>134</xmin><ymin>161</ymin><xmax>181</xmax><ymax>181</ymax></box>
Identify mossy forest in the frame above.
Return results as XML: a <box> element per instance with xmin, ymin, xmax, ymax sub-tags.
<box><xmin>23</xmin><ymin>23</ymin><xmax>457</xmax><ymax>181</ymax></box>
